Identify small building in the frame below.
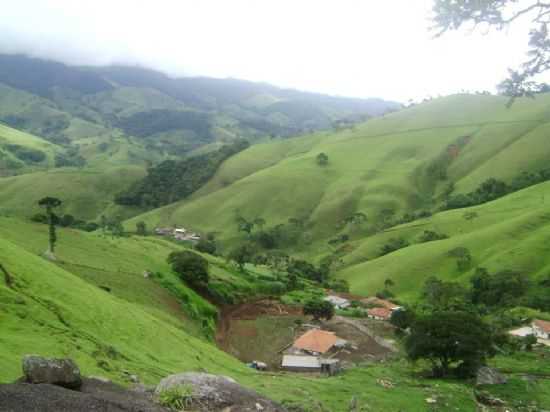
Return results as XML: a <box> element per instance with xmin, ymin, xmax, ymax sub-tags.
<box><xmin>533</xmin><ymin>319</ymin><xmax>550</xmax><ymax>339</ymax></box>
<box><xmin>154</xmin><ymin>227</ymin><xmax>173</xmax><ymax>236</ymax></box>
<box><xmin>281</xmin><ymin>355</ymin><xmax>321</xmax><ymax>372</ymax></box>
<box><xmin>324</xmin><ymin>295</ymin><xmax>350</xmax><ymax>310</ymax></box>
<box><xmin>367</xmin><ymin>307</ymin><xmax>392</xmax><ymax>321</ymax></box>
<box><xmin>293</xmin><ymin>329</ymin><xmax>339</xmax><ymax>355</ymax></box>
<box><xmin>508</xmin><ymin>326</ymin><xmax>535</xmax><ymax>338</ymax></box>
<box><xmin>320</xmin><ymin>358</ymin><xmax>341</xmax><ymax>376</ymax></box>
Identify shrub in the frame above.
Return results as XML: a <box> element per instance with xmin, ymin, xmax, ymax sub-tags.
<box><xmin>303</xmin><ymin>298</ymin><xmax>335</xmax><ymax>321</ymax></box>
<box><xmin>168</xmin><ymin>250</ymin><xmax>209</xmax><ymax>288</ymax></box>
<box><xmin>379</xmin><ymin>238</ymin><xmax>410</xmax><ymax>256</ymax></box>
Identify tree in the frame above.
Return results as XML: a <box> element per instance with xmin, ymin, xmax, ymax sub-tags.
<box><xmin>228</xmin><ymin>243</ymin><xmax>256</xmax><ymax>271</ymax></box>
<box><xmin>38</xmin><ymin>197</ymin><xmax>62</xmax><ymax>257</ymax></box>
<box><xmin>421</xmin><ymin>276</ymin><xmax>468</xmax><ymax>310</ymax></box>
<box><xmin>384</xmin><ymin>278</ymin><xmax>395</xmax><ymax>289</ymax></box>
<box><xmin>316</xmin><ymin>152</ymin><xmax>329</xmax><ymax>166</ymax></box>
<box><xmin>303</xmin><ymin>298</ymin><xmax>335</xmax><ymax>321</ymax></box>
<box><xmin>405</xmin><ymin>311</ymin><xmax>494</xmax><ymax>377</ymax></box>
<box><xmin>253</xmin><ymin>217</ymin><xmax>266</xmax><ymax>230</ymax></box>
<box><xmin>168</xmin><ymin>250</ymin><xmax>209</xmax><ymax>288</ymax></box>
<box><xmin>432</xmin><ymin>0</ymin><xmax>550</xmax><ymax>99</ymax></box>
<box><xmin>107</xmin><ymin>215</ymin><xmax>124</xmax><ymax>238</ymax></box>
<box><xmin>136</xmin><ymin>221</ymin><xmax>147</xmax><ymax>236</ymax></box>
<box><xmin>390</xmin><ymin>308</ymin><xmax>415</xmax><ymax>331</ymax></box>
<box><xmin>195</xmin><ymin>238</ymin><xmax>217</xmax><ymax>255</ymax></box>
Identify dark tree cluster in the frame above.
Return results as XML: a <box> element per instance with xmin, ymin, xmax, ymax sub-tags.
<box><xmin>115</xmin><ymin>109</ymin><xmax>213</xmax><ymax>139</ymax></box>
<box><xmin>115</xmin><ymin>139</ymin><xmax>249</xmax><ymax>208</ymax></box>
<box><xmin>303</xmin><ymin>298</ymin><xmax>335</xmax><ymax>321</ymax></box>
<box><xmin>379</xmin><ymin>238</ymin><xmax>410</xmax><ymax>257</ymax></box>
<box><xmin>168</xmin><ymin>250</ymin><xmax>209</xmax><ymax>289</ymax></box>
<box><xmin>30</xmin><ymin>212</ymin><xmax>99</xmax><ymax>232</ymax></box>
<box><xmin>3</xmin><ymin>144</ymin><xmax>46</xmax><ymax>163</ymax></box>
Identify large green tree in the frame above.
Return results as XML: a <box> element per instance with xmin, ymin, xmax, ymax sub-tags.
<box><xmin>433</xmin><ymin>0</ymin><xmax>550</xmax><ymax>98</ymax></box>
<box><xmin>38</xmin><ymin>197</ymin><xmax>62</xmax><ymax>257</ymax></box>
<box><xmin>405</xmin><ymin>311</ymin><xmax>494</xmax><ymax>377</ymax></box>
<box><xmin>168</xmin><ymin>250</ymin><xmax>209</xmax><ymax>288</ymax></box>
<box><xmin>303</xmin><ymin>298</ymin><xmax>335</xmax><ymax>321</ymax></box>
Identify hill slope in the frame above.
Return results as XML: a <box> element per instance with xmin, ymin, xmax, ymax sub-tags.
<box><xmin>127</xmin><ymin>94</ymin><xmax>550</xmax><ymax>244</ymax></box>
<box><xmin>0</xmin><ymin>217</ymin><xmax>479</xmax><ymax>411</ymax></box>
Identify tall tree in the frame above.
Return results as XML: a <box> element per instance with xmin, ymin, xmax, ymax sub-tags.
<box><xmin>38</xmin><ymin>197</ymin><xmax>62</xmax><ymax>258</ymax></box>
<box><xmin>433</xmin><ymin>0</ymin><xmax>550</xmax><ymax>99</ymax></box>
<box><xmin>405</xmin><ymin>311</ymin><xmax>494</xmax><ymax>377</ymax></box>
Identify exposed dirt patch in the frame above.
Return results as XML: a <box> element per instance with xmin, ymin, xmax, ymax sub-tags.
<box><xmin>216</xmin><ymin>300</ymin><xmax>397</xmax><ymax>371</ymax></box>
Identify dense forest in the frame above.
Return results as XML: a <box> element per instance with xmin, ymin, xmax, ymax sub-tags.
<box><xmin>115</xmin><ymin>139</ymin><xmax>250</xmax><ymax>208</ymax></box>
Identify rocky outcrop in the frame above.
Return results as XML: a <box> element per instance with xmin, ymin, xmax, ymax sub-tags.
<box><xmin>22</xmin><ymin>355</ymin><xmax>82</xmax><ymax>389</ymax></box>
<box><xmin>476</xmin><ymin>366</ymin><xmax>507</xmax><ymax>386</ymax></box>
<box><xmin>0</xmin><ymin>379</ymin><xmax>167</xmax><ymax>412</ymax></box>
<box><xmin>156</xmin><ymin>372</ymin><xmax>287</xmax><ymax>412</ymax></box>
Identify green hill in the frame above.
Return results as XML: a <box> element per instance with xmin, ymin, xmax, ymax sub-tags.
<box><xmin>0</xmin><ymin>122</ymin><xmax>61</xmax><ymax>175</ymax></box>
<box><xmin>126</xmin><ymin>93</ymin><xmax>550</xmax><ymax>244</ymax></box>
<box><xmin>338</xmin><ymin>180</ymin><xmax>550</xmax><ymax>300</ymax></box>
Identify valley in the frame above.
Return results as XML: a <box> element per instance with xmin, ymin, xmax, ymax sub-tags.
<box><xmin>1</xmin><ymin>52</ymin><xmax>550</xmax><ymax>411</ymax></box>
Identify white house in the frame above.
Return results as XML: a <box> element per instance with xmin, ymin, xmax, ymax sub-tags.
<box><xmin>324</xmin><ymin>295</ymin><xmax>350</xmax><ymax>310</ymax></box>
<box><xmin>533</xmin><ymin>319</ymin><xmax>550</xmax><ymax>339</ymax></box>
<box><xmin>281</xmin><ymin>355</ymin><xmax>321</xmax><ymax>372</ymax></box>
<box><xmin>509</xmin><ymin>319</ymin><xmax>550</xmax><ymax>341</ymax></box>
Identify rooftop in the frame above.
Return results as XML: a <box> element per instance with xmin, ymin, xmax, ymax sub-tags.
<box><xmin>293</xmin><ymin>329</ymin><xmax>338</xmax><ymax>354</ymax></box>
<box><xmin>367</xmin><ymin>307</ymin><xmax>392</xmax><ymax>319</ymax></box>
<box><xmin>534</xmin><ymin>319</ymin><xmax>550</xmax><ymax>333</ymax></box>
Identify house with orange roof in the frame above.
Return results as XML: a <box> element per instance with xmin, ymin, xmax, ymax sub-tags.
<box><xmin>292</xmin><ymin>329</ymin><xmax>339</xmax><ymax>355</ymax></box>
<box><xmin>533</xmin><ymin>319</ymin><xmax>550</xmax><ymax>340</ymax></box>
<box><xmin>367</xmin><ymin>307</ymin><xmax>392</xmax><ymax>321</ymax></box>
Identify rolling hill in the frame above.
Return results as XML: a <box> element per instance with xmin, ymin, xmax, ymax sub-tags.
<box><xmin>0</xmin><ymin>54</ymin><xmax>398</xmax><ymax>164</ymax></box>
<box><xmin>123</xmin><ymin>93</ymin><xmax>550</xmax><ymax>298</ymax></box>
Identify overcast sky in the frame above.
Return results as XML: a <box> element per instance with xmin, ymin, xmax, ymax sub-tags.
<box><xmin>0</xmin><ymin>0</ymin><xmax>542</xmax><ymax>102</ymax></box>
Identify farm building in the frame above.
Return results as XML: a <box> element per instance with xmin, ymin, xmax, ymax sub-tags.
<box><xmin>324</xmin><ymin>295</ymin><xmax>350</xmax><ymax>309</ymax></box>
<box><xmin>281</xmin><ymin>355</ymin><xmax>341</xmax><ymax>374</ymax></box>
<box><xmin>281</xmin><ymin>355</ymin><xmax>321</xmax><ymax>372</ymax></box>
<box><xmin>362</xmin><ymin>297</ymin><xmax>401</xmax><ymax>311</ymax></box>
<box><xmin>533</xmin><ymin>319</ymin><xmax>550</xmax><ymax>339</ymax></box>
<box><xmin>509</xmin><ymin>319</ymin><xmax>550</xmax><ymax>341</ymax></box>
<box><xmin>367</xmin><ymin>307</ymin><xmax>392</xmax><ymax>321</ymax></box>
<box><xmin>293</xmin><ymin>329</ymin><xmax>340</xmax><ymax>355</ymax></box>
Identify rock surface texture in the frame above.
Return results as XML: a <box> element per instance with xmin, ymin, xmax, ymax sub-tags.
<box><xmin>22</xmin><ymin>355</ymin><xmax>82</xmax><ymax>389</ymax></box>
<box><xmin>156</xmin><ymin>372</ymin><xmax>287</xmax><ymax>411</ymax></box>
<box><xmin>476</xmin><ymin>366</ymin><xmax>508</xmax><ymax>386</ymax></box>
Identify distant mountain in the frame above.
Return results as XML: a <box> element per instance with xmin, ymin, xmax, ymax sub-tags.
<box><xmin>0</xmin><ymin>54</ymin><xmax>399</xmax><ymax>163</ymax></box>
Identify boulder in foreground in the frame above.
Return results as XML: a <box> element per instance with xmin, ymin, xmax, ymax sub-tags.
<box><xmin>22</xmin><ymin>355</ymin><xmax>82</xmax><ymax>389</ymax></box>
<box><xmin>156</xmin><ymin>372</ymin><xmax>287</xmax><ymax>411</ymax></box>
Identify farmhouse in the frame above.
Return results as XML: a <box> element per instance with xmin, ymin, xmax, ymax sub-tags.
<box><xmin>509</xmin><ymin>319</ymin><xmax>550</xmax><ymax>342</ymax></box>
<box><xmin>324</xmin><ymin>295</ymin><xmax>350</xmax><ymax>309</ymax></box>
<box><xmin>292</xmin><ymin>329</ymin><xmax>339</xmax><ymax>355</ymax></box>
<box><xmin>367</xmin><ymin>307</ymin><xmax>392</xmax><ymax>321</ymax></box>
<box><xmin>281</xmin><ymin>355</ymin><xmax>321</xmax><ymax>372</ymax></box>
<box><xmin>533</xmin><ymin>319</ymin><xmax>550</xmax><ymax>339</ymax></box>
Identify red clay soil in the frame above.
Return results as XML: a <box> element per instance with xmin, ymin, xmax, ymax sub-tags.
<box><xmin>215</xmin><ymin>299</ymin><xmax>302</xmax><ymax>351</ymax></box>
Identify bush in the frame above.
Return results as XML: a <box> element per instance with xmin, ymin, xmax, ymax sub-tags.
<box><xmin>418</xmin><ymin>230</ymin><xmax>448</xmax><ymax>243</ymax></box>
<box><xmin>303</xmin><ymin>298</ymin><xmax>335</xmax><ymax>321</ymax></box>
<box><xmin>168</xmin><ymin>250</ymin><xmax>209</xmax><ymax>288</ymax></box>
<box><xmin>379</xmin><ymin>238</ymin><xmax>410</xmax><ymax>256</ymax></box>
<box><xmin>194</xmin><ymin>239</ymin><xmax>217</xmax><ymax>255</ymax></box>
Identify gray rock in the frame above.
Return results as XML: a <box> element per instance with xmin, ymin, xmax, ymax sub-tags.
<box><xmin>155</xmin><ymin>372</ymin><xmax>287</xmax><ymax>412</ymax></box>
<box><xmin>476</xmin><ymin>366</ymin><xmax>507</xmax><ymax>386</ymax></box>
<box><xmin>22</xmin><ymin>355</ymin><xmax>82</xmax><ymax>389</ymax></box>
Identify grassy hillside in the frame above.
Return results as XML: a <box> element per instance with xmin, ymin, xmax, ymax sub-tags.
<box><xmin>0</xmin><ymin>166</ymin><xmax>145</xmax><ymax>220</ymax></box>
<box><xmin>127</xmin><ymin>94</ymin><xmax>550</xmax><ymax>250</ymax></box>
<box><xmin>0</xmin><ymin>122</ymin><xmax>61</xmax><ymax>174</ymax></box>
<box><xmin>0</xmin><ymin>217</ymin><xmax>481</xmax><ymax>411</ymax></box>
<box><xmin>338</xmin><ymin>180</ymin><xmax>550</xmax><ymax>300</ymax></box>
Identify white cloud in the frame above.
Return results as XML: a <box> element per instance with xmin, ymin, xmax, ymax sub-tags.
<box><xmin>0</xmin><ymin>0</ymin><xmax>543</xmax><ymax>101</ymax></box>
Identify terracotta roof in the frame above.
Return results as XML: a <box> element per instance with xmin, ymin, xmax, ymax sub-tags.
<box><xmin>367</xmin><ymin>307</ymin><xmax>392</xmax><ymax>320</ymax></box>
<box><xmin>534</xmin><ymin>319</ymin><xmax>550</xmax><ymax>333</ymax></box>
<box><xmin>362</xmin><ymin>297</ymin><xmax>400</xmax><ymax>310</ymax></box>
<box><xmin>293</xmin><ymin>330</ymin><xmax>338</xmax><ymax>354</ymax></box>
